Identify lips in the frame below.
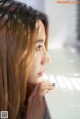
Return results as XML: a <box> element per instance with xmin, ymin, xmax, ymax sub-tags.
<box><xmin>38</xmin><ymin>72</ymin><xmax>43</xmax><ymax>77</ymax></box>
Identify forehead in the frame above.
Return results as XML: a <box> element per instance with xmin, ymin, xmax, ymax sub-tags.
<box><xmin>36</xmin><ymin>20</ymin><xmax>46</xmax><ymax>40</ymax></box>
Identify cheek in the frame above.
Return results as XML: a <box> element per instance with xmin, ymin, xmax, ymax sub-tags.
<box><xmin>32</xmin><ymin>54</ymin><xmax>42</xmax><ymax>69</ymax></box>
<box><xmin>32</xmin><ymin>58</ymin><xmax>40</xmax><ymax>72</ymax></box>
<box><xmin>28</xmin><ymin>54</ymin><xmax>43</xmax><ymax>83</ymax></box>
<box><xmin>30</xmin><ymin>52</ymin><xmax>44</xmax><ymax>74</ymax></box>
<box><xmin>30</xmin><ymin>55</ymin><xmax>42</xmax><ymax>76</ymax></box>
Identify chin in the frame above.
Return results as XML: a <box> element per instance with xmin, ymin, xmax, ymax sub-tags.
<box><xmin>28</xmin><ymin>74</ymin><xmax>42</xmax><ymax>84</ymax></box>
<box><xmin>33</xmin><ymin>77</ymin><xmax>42</xmax><ymax>84</ymax></box>
<box><xmin>36</xmin><ymin>77</ymin><xmax>43</xmax><ymax>83</ymax></box>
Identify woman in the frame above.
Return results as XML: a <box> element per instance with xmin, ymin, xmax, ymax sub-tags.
<box><xmin>0</xmin><ymin>0</ymin><xmax>55</xmax><ymax>119</ymax></box>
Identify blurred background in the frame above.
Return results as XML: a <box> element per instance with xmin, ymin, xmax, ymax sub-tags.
<box><xmin>17</xmin><ymin>0</ymin><xmax>80</xmax><ymax>118</ymax></box>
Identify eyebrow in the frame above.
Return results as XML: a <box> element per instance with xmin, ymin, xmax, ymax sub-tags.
<box><xmin>36</xmin><ymin>39</ymin><xmax>45</xmax><ymax>43</ymax></box>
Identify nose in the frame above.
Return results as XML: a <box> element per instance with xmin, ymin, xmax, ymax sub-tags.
<box><xmin>41</xmin><ymin>50</ymin><xmax>52</xmax><ymax>65</ymax></box>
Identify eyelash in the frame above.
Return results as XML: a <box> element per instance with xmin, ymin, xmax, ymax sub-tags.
<box><xmin>36</xmin><ymin>45</ymin><xmax>43</xmax><ymax>51</ymax></box>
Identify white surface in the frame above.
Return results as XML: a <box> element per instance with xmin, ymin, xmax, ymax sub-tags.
<box><xmin>45</xmin><ymin>88</ymin><xmax>80</xmax><ymax>119</ymax></box>
<box><xmin>44</xmin><ymin>47</ymin><xmax>80</xmax><ymax>119</ymax></box>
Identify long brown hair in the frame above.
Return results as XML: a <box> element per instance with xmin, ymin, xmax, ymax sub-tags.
<box><xmin>0</xmin><ymin>0</ymin><xmax>49</xmax><ymax>119</ymax></box>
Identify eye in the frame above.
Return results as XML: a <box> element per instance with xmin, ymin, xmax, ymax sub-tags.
<box><xmin>36</xmin><ymin>45</ymin><xmax>43</xmax><ymax>51</ymax></box>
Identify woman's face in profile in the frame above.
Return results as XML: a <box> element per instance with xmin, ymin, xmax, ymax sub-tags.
<box><xmin>28</xmin><ymin>20</ymin><xmax>51</xmax><ymax>84</ymax></box>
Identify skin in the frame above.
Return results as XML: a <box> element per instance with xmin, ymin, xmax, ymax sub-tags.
<box><xmin>26</xmin><ymin>20</ymin><xmax>55</xmax><ymax>119</ymax></box>
<box><xmin>28</xmin><ymin>20</ymin><xmax>51</xmax><ymax>84</ymax></box>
